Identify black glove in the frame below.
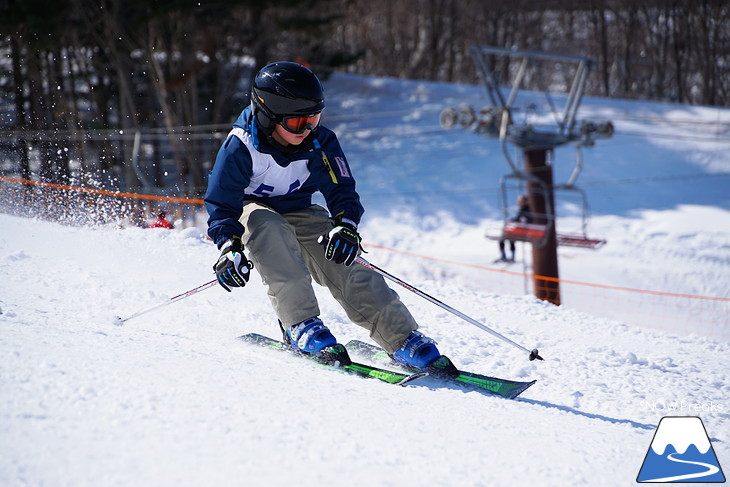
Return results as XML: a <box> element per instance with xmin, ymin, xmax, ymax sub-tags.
<box><xmin>214</xmin><ymin>236</ymin><xmax>253</xmax><ymax>292</ymax></box>
<box><xmin>322</xmin><ymin>218</ymin><xmax>361</xmax><ymax>266</ymax></box>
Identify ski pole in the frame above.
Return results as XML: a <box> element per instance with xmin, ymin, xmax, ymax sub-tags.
<box><xmin>356</xmin><ymin>256</ymin><xmax>543</xmax><ymax>361</ymax></box>
<box><xmin>113</xmin><ymin>279</ymin><xmax>218</xmax><ymax>326</ymax></box>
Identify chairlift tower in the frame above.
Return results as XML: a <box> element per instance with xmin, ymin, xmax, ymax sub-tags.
<box><xmin>440</xmin><ymin>46</ymin><xmax>613</xmax><ymax>305</ymax></box>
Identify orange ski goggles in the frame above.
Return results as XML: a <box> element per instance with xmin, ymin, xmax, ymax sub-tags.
<box><xmin>281</xmin><ymin>113</ymin><xmax>321</xmax><ymax>134</ymax></box>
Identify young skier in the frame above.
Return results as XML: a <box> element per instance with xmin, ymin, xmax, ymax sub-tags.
<box><xmin>205</xmin><ymin>61</ymin><xmax>444</xmax><ymax>370</ymax></box>
<box><xmin>498</xmin><ymin>194</ymin><xmax>532</xmax><ymax>262</ymax></box>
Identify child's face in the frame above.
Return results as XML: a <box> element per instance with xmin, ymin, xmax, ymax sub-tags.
<box><xmin>273</xmin><ymin>123</ymin><xmax>312</xmax><ymax>146</ymax></box>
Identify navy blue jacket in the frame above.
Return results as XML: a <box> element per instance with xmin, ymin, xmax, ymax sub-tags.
<box><xmin>205</xmin><ymin>106</ymin><xmax>364</xmax><ymax>248</ymax></box>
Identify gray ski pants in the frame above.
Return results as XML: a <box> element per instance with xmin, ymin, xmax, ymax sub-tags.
<box><xmin>240</xmin><ymin>202</ymin><xmax>417</xmax><ymax>353</ymax></box>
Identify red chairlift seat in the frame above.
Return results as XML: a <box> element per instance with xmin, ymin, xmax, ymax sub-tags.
<box><xmin>503</xmin><ymin>221</ymin><xmax>547</xmax><ymax>242</ymax></box>
<box><xmin>500</xmin><ymin>222</ymin><xmax>606</xmax><ymax>249</ymax></box>
<box><xmin>556</xmin><ymin>233</ymin><xmax>606</xmax><ymax>249</ymax></box>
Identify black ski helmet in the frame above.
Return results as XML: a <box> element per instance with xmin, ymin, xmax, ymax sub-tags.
<box><xmin>251</xmin><ymin>62</ymin><xmax>325</xmax><ymax>135</ymax></box>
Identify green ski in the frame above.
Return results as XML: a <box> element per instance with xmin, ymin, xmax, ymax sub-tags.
<box><xmin>345</xmin><ymin>339</ymin><xmax>536</xmax><ymax>399</ymax></box>
<box><xmin>240</xmin><ymin>333</ymin><xmax>426</xmax><ymax>386</ymax></box>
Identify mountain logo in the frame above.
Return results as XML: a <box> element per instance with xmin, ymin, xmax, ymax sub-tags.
<box><xmin>637</xmin><ymin>416</ymin><xmax>725</xmax><ymax>483</ymax></box>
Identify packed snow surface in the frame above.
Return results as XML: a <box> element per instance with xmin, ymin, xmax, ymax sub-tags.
<box><xmin>2</xmin><ymin>73</ymin><xmax>729</xmax><ymax>486</ymax></box>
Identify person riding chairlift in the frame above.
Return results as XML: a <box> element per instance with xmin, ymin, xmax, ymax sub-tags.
<box><xmin>498</xmin><ymin>195</ymin><xmax>531</xmax><ymax>262</ymax></box>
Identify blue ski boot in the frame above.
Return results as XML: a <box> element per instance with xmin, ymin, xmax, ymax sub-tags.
<box><xmin>392</xmin><ymin>331</ymin><xmax>442</xmax><ymax>369</ymax></box>
<box><xmin>286</xmin><ymin>317</ymin><xmax>338</xmax><ymax>355</ymax></box>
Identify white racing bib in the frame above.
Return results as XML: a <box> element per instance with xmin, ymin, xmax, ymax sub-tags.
<box><xmin>229</xmin><ymin>127</ymin><xmax>311</xmax><ymax>198</ymax></box>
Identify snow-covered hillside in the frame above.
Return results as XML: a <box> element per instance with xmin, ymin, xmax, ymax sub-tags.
<box><xmin>1</xmin><ymin>73</ymin><xmax>729</xmax><ymax>486</ymax></box>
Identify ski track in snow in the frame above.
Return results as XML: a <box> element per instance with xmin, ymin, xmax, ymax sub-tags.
<box><xmin>2</xmin><ymin>73</ymin><xmax>730</xmax><ymax>486</ymax></box>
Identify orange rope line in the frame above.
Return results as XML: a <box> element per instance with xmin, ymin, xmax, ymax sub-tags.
<box><xmin>364</xmin><ymin>243</ymin><xmax>730</xmax><ymax>303</ymax></box>
<box><xmin>0</xmin><ymin>175</ymin><xmax>205</xmax><ymax>205</ymax></box>
<box><xmin>2</xmin><ymin>175</ymin><xmax>727</xmax><ymax>304</ymax></box>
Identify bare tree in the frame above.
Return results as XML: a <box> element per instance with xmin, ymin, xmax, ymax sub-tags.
<box><xmin>1</xmin><ymin>0</ymin><xmax>728</xmax><ymax>202</ymax></box>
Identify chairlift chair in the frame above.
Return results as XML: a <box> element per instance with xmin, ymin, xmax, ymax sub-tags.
<box><xmin>552</xmin><ymin>184</ymin><xmax>606</xmax><ymax>249</ymax></box>
<box><xmin>488</xmin><ymin>173</ymin><xmax>606</xmax><ymax>250</ymax></box>
<box><xmin>484</xmin><ymin>173</ymin><xmax>554</xmax><ymax>249</ymax></box>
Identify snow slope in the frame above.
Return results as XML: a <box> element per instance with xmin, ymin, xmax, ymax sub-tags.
<box><xmin>1</xmin><ymin>73</ymin><xmax>729</xmax><ymax>486</ymax></box>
